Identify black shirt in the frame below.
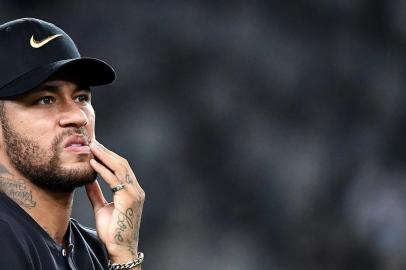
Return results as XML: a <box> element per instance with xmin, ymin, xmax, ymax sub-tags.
<box><xmin>0</xmin><ymin>192</ymin><xmax>109</xmax><ymax>270</ymax></box>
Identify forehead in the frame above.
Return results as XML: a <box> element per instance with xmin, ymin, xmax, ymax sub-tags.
<box><xmin>24</xmin><ymin>79</ymin><xmax>90</xmax><ymax>97</ymax></box>
<box><xmin>32</xmin><ymin>68</ymin><xmax>91</xmax><ymax>94</ymax></box>
<box><xmin>34</xmin><ymin>80</ymin><xmax>88</xmax><ymax>92</ymax></box>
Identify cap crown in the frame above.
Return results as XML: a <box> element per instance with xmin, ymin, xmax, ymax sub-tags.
<box><xmin>0</xmin><ymin>18</ymin><xmax>80</xmax><ymax>89</ymax></box>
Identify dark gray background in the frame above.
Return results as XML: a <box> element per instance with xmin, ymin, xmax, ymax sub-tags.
<box><xmin>3</xmin><ymin>1</ymin><xmax>406</xmax><ymax>269</ymax></box>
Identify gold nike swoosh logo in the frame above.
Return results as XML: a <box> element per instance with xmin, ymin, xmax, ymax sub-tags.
<box><xmin>30</xmin><ymin>34</ymin><xmax>62</xmax><ymax>48</ymax></box>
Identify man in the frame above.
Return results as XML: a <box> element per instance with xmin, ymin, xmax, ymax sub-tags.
<box><xmin>0</xmin><ymin>18</ymin><xmax>145</xmax><ymax>269</ymax></box>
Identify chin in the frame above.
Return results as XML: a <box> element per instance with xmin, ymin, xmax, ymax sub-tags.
<box><xmin>24</xmin><ymin>164</ymin><xmax>97</xmax><ymax>193</ymax></box>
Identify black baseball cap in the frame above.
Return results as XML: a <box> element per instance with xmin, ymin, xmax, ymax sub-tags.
<box><xmin>0</xmin><ymin>18</ymin><xmax>116</xmax><ymax>98</ymax></box>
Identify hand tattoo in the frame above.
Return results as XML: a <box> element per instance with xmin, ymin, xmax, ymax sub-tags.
<box><xmin>114</xmin><ymin>208</ymin><xmax>137</xmax><ymax>255</ymax></box>
<box><xmin>125</xmin><ymin>174</ymin><xmax>133</xmax><ymax>184</ymax></box>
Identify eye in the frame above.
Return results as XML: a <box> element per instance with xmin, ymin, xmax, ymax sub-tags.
<box><xmin>36</xmin><ymin>96</ymin><xmax>55</xmax><ymax>105</ymax></box>
<box><xmin>74</xmin><ymin>94</ymin><xmax>90</xmax><ymax>104</ymax></box>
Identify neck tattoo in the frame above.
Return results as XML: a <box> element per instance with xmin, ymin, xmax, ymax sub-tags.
<box><xmin>0</xmin><ymin>164</ymin><xmax>36</xmax><ymax>209</ymax></box>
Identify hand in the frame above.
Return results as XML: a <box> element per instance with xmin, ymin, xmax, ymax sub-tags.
<box><xmin>85</xmin><ymin>139</ymin><xmax>145</xmax><ymax>264</ymax></box>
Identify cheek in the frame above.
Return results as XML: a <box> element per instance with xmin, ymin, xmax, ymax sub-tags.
<box><xmin>15</xmin><ymin>119</ymin><xmax>55</xmax><ymax>141</ymax></box>
<box><xmin>28</xmin><ymin>132</ymin><xmax>55</xmax><ymax>151</ymax></box>
<box><xmin>85</xmin><ymin>108</ymin><xmax>96</xmax><ymax>137</ymax></box>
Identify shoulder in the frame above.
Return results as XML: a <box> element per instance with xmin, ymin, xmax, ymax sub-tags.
<box><xmin>0</xmin><ymin>192</ymin><xmax>43</xmax><ymax>237</ymax></box>
<box><xmin>0</xmin><ymin>209</ymin><xmax>30</xmax><ymax>238</ymax></box>
<box><xmin>0</xmin><ymin>219</ymin><xmax>26</xmax><ymax>247</ymax></box>
<box><xmin>0</xmin><ymin>219</ymin><xmax>17</xmax><ymax>235</ymax></box>
<box><xmin>0</xmin><ymin>214</ymin><xmax>38</xmax><ymax>252</ymax></box>
<box><xmin>0</xmin><ymin>220</ymin><xmax>32</xmax><ymax>267</ymax></box>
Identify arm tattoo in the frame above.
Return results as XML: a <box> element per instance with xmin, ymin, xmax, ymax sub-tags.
<box><xmin>0</xmin><ymin>178</ymin><xmax>36</xmax><ymax>208</ymax></box>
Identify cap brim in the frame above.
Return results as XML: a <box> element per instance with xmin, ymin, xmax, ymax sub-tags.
<box><xmin>0</xmin><ymin>57</ymin><xmax>116</xmax><ymax>98</ymax></box>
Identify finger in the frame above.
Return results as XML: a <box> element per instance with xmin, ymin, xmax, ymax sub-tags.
<box><xmin>89</xmin><ymin>142</ymin><xmax>121</xmax><ymax>172</ymax></box>
<box><xmin>90</xmin><ymin>142</ymin><xmax>138</xmax><ymax>189</ymax></box>
<box><xmin>90</xmin><ymin>158</ymin><xmax>140</xmax><ymax>200</ymax></box>
<box><xmin>92</xmin><ymin>139</ymin><xmax>122</xmax><ymax>160</ymax></box>
<box><xmin>90</xmin><ymin>158</ymin><xmax>120</xmax><ymax>188</ymax></box>
<box><xmin>90</xmin><ymin>140</ymin><xmax>124</xmax><ymax>166</ymax></box>
<box><xmin>124</xmin><ymin>172</ymin><xmax>143</xmax><ymax>192</ymax></box>
<box><xmin>89</xmin><ymin>141</ymin><xmax>141</xmax><ymax>192</ymax></box>
<box><xmin>85</xmin><ymin>180</ymin><xmax>108</xmax><ymax>213</ymax></box>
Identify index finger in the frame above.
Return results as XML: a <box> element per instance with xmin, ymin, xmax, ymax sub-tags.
<box><xmin>89</xmin><ymin>141</ymin><xmax>121</xmax><ymax>173</ymax></box>
<box><xmin>92</xmin><ymin>140</ymin><xmax>122</xmax><ymax>160</ymax></box>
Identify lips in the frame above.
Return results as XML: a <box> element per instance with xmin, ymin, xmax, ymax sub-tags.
<box><xmin>63</xmin><ymin>135</ymin><xmax>90</xmax><ymax>153</ymax></box>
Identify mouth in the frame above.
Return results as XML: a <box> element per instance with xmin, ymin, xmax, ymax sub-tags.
<box><xmin>63</xmin><ymin>135</ymin><xmax>91</xmax><ymax>154</ymax></box>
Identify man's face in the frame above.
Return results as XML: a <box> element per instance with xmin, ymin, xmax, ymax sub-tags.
<box><xmin>0</xmin><ymin>79</ymin><xmax>97</xmax><ymax>192</ymax></box>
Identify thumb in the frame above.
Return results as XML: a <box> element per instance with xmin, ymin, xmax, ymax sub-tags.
<box><xmin>85</xmin><ymin>180</ymin><xmax>108</xmax><ymax>213</ymax></box>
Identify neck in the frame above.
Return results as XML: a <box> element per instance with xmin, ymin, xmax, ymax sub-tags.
<box><xmin>30</xmin><ymin>189</ymin><xmax>74</xmax><ymax>245</ymax></box>
<box><xmin>0</xmin><ymin>165</ymin><xmax>74</xmax><ymax>246</ymax></box>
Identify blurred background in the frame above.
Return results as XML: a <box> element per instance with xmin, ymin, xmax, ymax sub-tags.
<box><xmin>3</xmin><ymin>0</ymin><xmax>406</xmax><ymax>269</ymax></box>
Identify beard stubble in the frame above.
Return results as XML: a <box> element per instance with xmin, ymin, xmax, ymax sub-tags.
<box><xmin>1</xmin><ymin>117</ymin><xmax>96</xmax><ymax>193</ymax></box>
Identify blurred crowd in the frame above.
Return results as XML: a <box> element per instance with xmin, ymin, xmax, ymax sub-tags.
<box><xmin>2</xmin><ymin>0</ymin><xmax>406</xmax><ymax>269</ymax></box>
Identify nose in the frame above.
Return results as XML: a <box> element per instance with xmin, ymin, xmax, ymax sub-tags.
<box><xmin>58</xmin><ymin>104</ymin><xmax>88</xmax><ymax>128</ymax></box>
